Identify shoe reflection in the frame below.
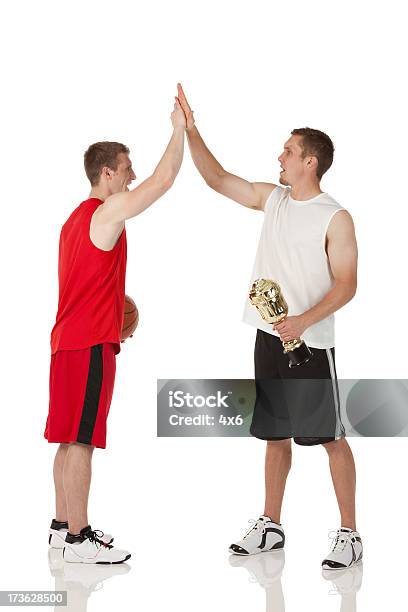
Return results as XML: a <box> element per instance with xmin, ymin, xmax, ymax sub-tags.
<box><xmin>48</xmin><ymin>549</ymin><xmax>131</xmax><ymax>611</ymax></box>
<box><xmin>322</xmin><ymin>562</ymin><xmax>363</xmax><ymax>612</ymax></box>
<box><xmin>229</xmin><ymin>550</ymin><xmax>285</xmax><ymax>612</ymax></box>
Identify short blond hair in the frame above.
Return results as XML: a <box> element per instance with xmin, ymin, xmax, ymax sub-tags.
<box><xmin>84</xmin><ymin>141</ymin><xmax>130</xmax><ymax>186</ymax></box>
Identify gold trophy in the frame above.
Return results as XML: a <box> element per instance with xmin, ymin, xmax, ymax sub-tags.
<box><xmin>249</xmin><ymin>278</ymin><xmax>313</xmax><ymax>367</ymax></box>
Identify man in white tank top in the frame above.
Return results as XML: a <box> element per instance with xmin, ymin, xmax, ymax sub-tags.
<box><xmin>177</xmin><ymin>84</ymin><xmax>362</xmax><ymax>570</ymax></box>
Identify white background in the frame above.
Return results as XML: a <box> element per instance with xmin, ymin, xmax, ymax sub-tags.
<box><xmin>1</xmin><ymin>0</ymin><xmax>407</xmax><ymax>610</ymax></box>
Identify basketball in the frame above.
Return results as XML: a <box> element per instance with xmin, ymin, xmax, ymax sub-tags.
<box><xmin>121</xmin><ymin>294</ymin><xmax>139</xmax><ymax>342</ymax></box>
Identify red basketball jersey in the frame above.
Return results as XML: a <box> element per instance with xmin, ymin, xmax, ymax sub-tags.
<box><xmin>50</xmin><ymin>198</ymin><xmax>127</xmax><ymax>355</ymax></box>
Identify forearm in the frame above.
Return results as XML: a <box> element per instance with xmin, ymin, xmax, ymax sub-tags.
<box><xmin>302</xmin><ymin>281</ymin><xmax>356</xmax><ymax>329</ymax></box>
<box><xmin>100</xmin><ymin>126</ymin><xmax>184</xmax><ymax>222</ymax></box>
<box><xmin>152</xmin><ymin>126</ymin><xmax>185</xmax><ymax>186</ymax></box>
<box><xmin>186</xmin><ymin>125</ymin><xmax>225</xmax><ymax>186</ymax></box>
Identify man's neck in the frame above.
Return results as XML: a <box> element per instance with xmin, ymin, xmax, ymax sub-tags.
<box><xmin>89</xmin><ymin>187</ymin><xmax>110</xmax><ymax>202</ymax></box>
<box><xmin>289</xmin><ymin>182</ymin><xmax>323</xmax><ymax>201</ymax></box>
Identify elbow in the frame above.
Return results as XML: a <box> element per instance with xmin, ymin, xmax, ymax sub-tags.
<box><xmin>162</xmin><ymin>175</ymin><xmax>175</xmax><ymax>191</ymax></box>
<box><xmin>334</xmin><ymin>279</ymin><xmax>357</xmax><ymax>305</ymax></box>
<box><xmin>349</xmin><ymin>278</ymin><xmax>357</xmax><ymax>300</ymax></box>
<box><xmin>344</xmin><ymin>280</ymin><xmax>357</xmax><ymax>303</ymax></box>
<box><xmin>205</xmin><ymin>171</ymin><xmax>225</xmax><ymax>191</ymax></box>
<box><xmin>204</xmin><ymin>175</ymin><xmax>217</xmax><ymax>189</ymax></box>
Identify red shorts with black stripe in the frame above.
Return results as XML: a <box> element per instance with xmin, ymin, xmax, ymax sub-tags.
<box><xmin>44</xmin><ymin>343</ymin><xmax>116</xmax><ymax>449</ymax></box>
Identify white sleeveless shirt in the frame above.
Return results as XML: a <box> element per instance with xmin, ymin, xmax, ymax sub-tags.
<box><xmin>243</xmin><ymin>186</ymin><xmax>345</xmax><ymax>349</ymax></box>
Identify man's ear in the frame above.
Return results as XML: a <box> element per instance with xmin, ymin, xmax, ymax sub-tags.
<box><xmin>101</xmin><ymin>166</ymin><xmax>113</xmax><ymax>181</ymax></box>
<box><xmin>306</xmin><ymin>156</ymin><xmax>318</xmax><ymax>172</ymax></box>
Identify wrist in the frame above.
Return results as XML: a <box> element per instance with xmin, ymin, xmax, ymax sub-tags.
<box><xmin>300</xmin><ymin>311</ymin><xmax>313</xmax><ymax>330</ymax></box>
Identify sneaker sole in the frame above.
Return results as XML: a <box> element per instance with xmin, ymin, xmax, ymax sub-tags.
<box><xmin>63</xmin><ymin>548</ymin><xmax>130</xmax><ymax>564</ymax></box>
<box><xmin>228</xmin><ymin>545</ymin><xmax>284</xmax><ymax>556</ymax></box>
<box><xmin>322</xmin><ymin>557</ymin><xmax>363</xmax><ymax>572</ymax></box>
<box><xmin>96</xmin><ymin>555</ymin><xmax>131</xmax><ymax>565</ymax></box>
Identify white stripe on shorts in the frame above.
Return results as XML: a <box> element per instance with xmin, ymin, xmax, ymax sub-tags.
<box><xmin>326</xmin><ymin>348</ymin><xmax>345</xmax><ymax>440</ymax></box>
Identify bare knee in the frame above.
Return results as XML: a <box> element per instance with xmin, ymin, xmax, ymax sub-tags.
<box><xmin>266</xmin><ymin>439</ymin><xmax>292</xmax><ymax>460</ymax></box>
<box><xmin>67</xmin><ymin>442</ymin><xmax>95</xmax><ymax>455</ymax></box>
<box><xmin>322</xmin><ymin>438</ymin><xmax>348</xmax><ymax>455</ymax></box>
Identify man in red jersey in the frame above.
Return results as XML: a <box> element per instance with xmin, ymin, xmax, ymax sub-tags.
<box><xmin>45</xmin><ymin>98</ymin><xmax>186</xmax><ymax>564</ymax></box>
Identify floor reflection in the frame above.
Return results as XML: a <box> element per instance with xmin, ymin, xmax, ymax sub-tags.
<box><xmin>323</xmin><ymin>563</ymin><xmax>363</xmax><ymax>612</ymax></box>
<box><xmin>229</xmin><ymin>552</ymin><xmax>363</xmax><ymax>612</ymax></box>
<box><xmin>48</xmin><ymin>549</ymin><xmax>131</xmax><ymax>611</ymax></box>
<box><xmin>229</xmin><ymin>550</ymin><xmax>285</xmax><ymax>611</ymax></box>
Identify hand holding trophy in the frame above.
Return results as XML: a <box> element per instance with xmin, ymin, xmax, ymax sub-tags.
<box><xmin>249</xmin><ymin>279</ymin><xmax>313</xmax><ymax>367</ymax></box>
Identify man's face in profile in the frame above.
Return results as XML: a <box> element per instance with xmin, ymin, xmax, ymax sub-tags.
<box><xmin>109</xmin><ymin>153</ymin><xmax>136</xmax><ymax>194</ymax></box>
<box><xmin>278</xmin><ymin>135</ymin><xmax>309</xmax><ymax>186</ymax></box>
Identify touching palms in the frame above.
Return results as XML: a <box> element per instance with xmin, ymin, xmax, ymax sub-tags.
<box><xmin>177</xmin><ymin>82</ymin><xmax>195</xmax><ymax>130</ymax></box>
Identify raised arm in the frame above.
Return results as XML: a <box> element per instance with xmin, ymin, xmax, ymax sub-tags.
<box><xmin>94</xmin><ymin>99</ymin><xmax>185</xmax><ymax>225</ymax></box>
<box><xmin>177</xmin><ymin>83</ymin><xmax>275</xmax><ymax>211</ymax></box>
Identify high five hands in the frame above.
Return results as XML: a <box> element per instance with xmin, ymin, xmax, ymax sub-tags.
<box><xmin>171</xmin><ymin>96</ymin><xmax>187</xmax><ymax>129</ymax></box>
<box><xmin>176</xmin><ymin>83</ymin><xmax>195</xmax><ymax>131</ymax></box>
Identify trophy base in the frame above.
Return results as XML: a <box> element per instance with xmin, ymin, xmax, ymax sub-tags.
<box><xmin>285</xmin><ymin>341</ymin><xmax>313</xmax><ymax>368</ymax></box>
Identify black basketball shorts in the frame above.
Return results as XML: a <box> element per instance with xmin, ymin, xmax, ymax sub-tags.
<box><xmin>250</xmin><ymin>330</ymin><xmax>345</xmax><ymax>446</ymax></box>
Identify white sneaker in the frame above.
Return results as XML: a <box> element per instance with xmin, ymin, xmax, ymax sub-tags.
<box><xmin>63</xmin><ymin>525</ymin><xmax>130</xmax><ymax>564</ymax></box>
<box><xmin>229</xmin><ymin>516</ymin><xmax>285</xmax><ymax>555</ymax></box>
<box><xmin>322</xmin><ymin>528</ymin><xmax>363</xmax><ymax>570</ymax></box>
<box><xmin>48</xmin><ymin>519</ymin><xmax>113</xmax><ymax>549</ymax></box>
<box><xmin>48</xmin><ymin>549</ymin><xmax>130</xmax><ymax>605</ymax></box>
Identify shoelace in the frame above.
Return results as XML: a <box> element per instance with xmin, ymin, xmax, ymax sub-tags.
<box><xmin>86</xmin><ymin>529</ymin><xmax>113</xmax><ymax>549</ymax></box>
<box><xmin>328</xmin><ymin>529</ymin><xmax>353</xmax><ymax>554</ymax></box>
<box><xmin>243</xmin><ymin>519</ymin><xmax>266</xmax><ymax>539</ymax></box>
